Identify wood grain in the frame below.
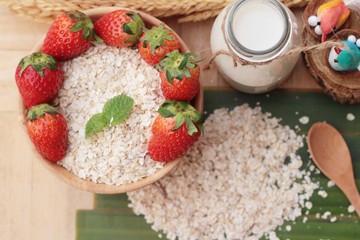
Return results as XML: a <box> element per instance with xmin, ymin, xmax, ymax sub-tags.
<box><xmin>0</xmin><ymin>8</ymin><xmax>93</xmax><ymax>240</ymax></box>
<box><xmin>0</xmin><ymin>5</ymin><xmax>321</xmax><ymax>240</ymax></box>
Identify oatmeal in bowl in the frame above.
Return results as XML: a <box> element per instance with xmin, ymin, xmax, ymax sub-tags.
<box><xmin>17</xmin><ymin>7</ymin><xmax>203</xmax><ymax>193</ymax></box>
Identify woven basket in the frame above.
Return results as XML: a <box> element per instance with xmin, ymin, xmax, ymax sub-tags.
<box><xmin>0</xmin><ymin>0</ymin><xmax>309</xmax><ymax>23</ymax></box>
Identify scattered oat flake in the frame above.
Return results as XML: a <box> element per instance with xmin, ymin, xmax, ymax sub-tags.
<box><xmin>285</xmin><ymin>225</ymin><xmax>292</xmax><ymax>232</ymax></box>
<box><xmin>327</xmin><ymin>180</ymin><xmax>335</xmax><ymax>188</ymax></box>
<box><xmin>318</xmin><ymin>190</ymin><xmax>328</xmax><ymax>198</ymax></box>
<box><xmin>346</xmin><ymin>113</ymin><xmax>355</xmax><ymax>121</ymax></box>
<box><xmin>330</xmin><ymin>216</ymin><xmax>337</xmax><ymax>222</ymax></box>
<box><xmin>128</xmin><ymin>105</ymin><xmax>318</xmax><ymax>240</ymax></box>
<box><xmin>309</xmin><ymin>165</ymin><xmax>315</xmax><ymax>171</ymax></box>
<box><xmin>322</xmin><ymin>211</ymin><xmax>331</xmax><ymax>219</ymax></box>
<box><xmin>305</xmin><ymin>201</ymin><xmax>313</xmax><ymax>210</ymax></box>
<box><xmin>299</xmin><ymin>116</ymin><xmax>309</xmax><ymax>125</ymax></box>
<box><xmin>348</xmin><ymin>205</ymin><xmax>355</xmax><ymax>213</ymax></box>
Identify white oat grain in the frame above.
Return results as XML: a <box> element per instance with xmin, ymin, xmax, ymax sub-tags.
<box><xmin>327</xmin><ymin>180</ymin><xmax>335</xmax><ymax>188</ymax></box>
<box><xmin>348</xmin><ymin>205</ymin><xmax>355</xmax><ymax>213</ymax></box>
<box><xmin>318</xmin><ymin>190</ymin><xmax>328</xmax><ymax>198</ymax></box>
<box><xmin>299</xmin><ymin>116</ymin><xmax>309</xmax><ymax>125</ymax></box>
<box><xmin>346</xmin><ymin>113</ymin><xmax>355</xmax><ymax>121</ymax></box>
<box><xmin>128</xmin><ymin>105</ymin><xmax>319</xmax><ymax>240</ymax></box>
<box><xmin>57</xmin><ymin>45</ymin><xmax>165</xmax><ymax>186</ymax></box>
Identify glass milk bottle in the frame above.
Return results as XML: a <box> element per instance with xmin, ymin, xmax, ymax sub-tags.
<box><xmin>210</xmin><ymin>0</ymin><xmax>302</xmax><ymax>93</ymax></box>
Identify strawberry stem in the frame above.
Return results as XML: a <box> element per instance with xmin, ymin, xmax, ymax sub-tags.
<box><xmin>157</xmin><ymin>50</ymin><xmax>203</xmax><ymax>83</ymax></box>
<box><xmin>158</xmin><ymin>100</ymin><xmax>203</xmax><ymax>135</ymax></box>
<box><xmin>122</xmin><ymin>12</ymin><xmax>145</xmax><ymax>45</ymax></box>
<box><xmin>27</xmin><ymin>104</ymin><xmax>58</xmax><ymax>121</ymax></box>
<box><xmin>140</xmin><ymin>23</ymin><xmax>175</xmax><ymax>54</ymax></box>
<box><xmin>19</xmin><ymin>52</ymin><xmax>58</xmax><ymax>77</ymax></box>
<box><xmin>66</xmin><ymin>11</ymin><xmax>103</xmax><ymax>43</ymax></box>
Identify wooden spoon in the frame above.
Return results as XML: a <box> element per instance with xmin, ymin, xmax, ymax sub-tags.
<box><xmin>307</xmin><ymin>122</ymin><xmax>360</xmax><ymax>217</ymax></box>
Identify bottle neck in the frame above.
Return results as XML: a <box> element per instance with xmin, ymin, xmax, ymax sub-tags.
<box><xmin>225</xmin><ymin>0</ymin><xmax>291</xmax><ymax>62</ymax></box>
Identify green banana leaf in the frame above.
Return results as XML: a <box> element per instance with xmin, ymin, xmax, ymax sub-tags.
<box><xmin>76</xmin><ymin>88</ymin><xmax>360</xmax><ymax>240</ymax></box>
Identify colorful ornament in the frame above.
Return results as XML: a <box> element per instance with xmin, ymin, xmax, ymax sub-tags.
<box><xmin>307</xmin><ymin>0</ymin><xmax>351</xmax><ymax>42</ymax></box>
<box><xmin>328</xmin><ymin>35</ymin><xmax>360</xmax><ymax>71</ymax></box>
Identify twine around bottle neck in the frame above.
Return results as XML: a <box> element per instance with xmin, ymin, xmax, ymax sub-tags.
<box><xmin>204</xmin><ymin>2</ymin><xmax>344</xmax><ymax>70</ymax></box>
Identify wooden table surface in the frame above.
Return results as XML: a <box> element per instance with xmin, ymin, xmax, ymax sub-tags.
<box><xmin>0</xmin><ymin>6</ymin><xmax>320</xmax><ymax>240</ymax></box>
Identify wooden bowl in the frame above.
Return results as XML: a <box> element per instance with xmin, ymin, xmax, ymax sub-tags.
<box><xmin>20</xmin><ymin>7</ymin><xmax>204</xmax><ymax>194</ymax></box>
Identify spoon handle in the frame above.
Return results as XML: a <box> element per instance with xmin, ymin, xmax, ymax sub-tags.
<box><xmin>347</xmin><ymin>191</ymin><xmax>360</xmax><ymax>217</ymax></box>
<box><xmin>338</xmin><ymin>179</ymin><xmax>360</xmax><ymax>217</ymax></box>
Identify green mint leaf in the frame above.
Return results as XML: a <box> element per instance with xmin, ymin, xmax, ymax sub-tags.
<box><xmin>102</xmin><ymin>95</ymin><xmax>134</xmax><ymax>125</ymax></box>
<box><xmin>85</xmin><ymin>94</ymin><xmax>134</xmax><ymax>138</ymax></box>
<box><xmin>85</xmin><ymin>113</ymin><xmax>109</xmax><ymax>138</ymax></box>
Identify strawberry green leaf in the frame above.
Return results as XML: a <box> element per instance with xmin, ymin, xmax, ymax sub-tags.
<box><xmin>159</xmin><ymin>50</ymin><xmax>202</xmax><ymax>82</ymax></box>
<box><xmin>103</xmin><ymin>95</ymin><xmax>134</xmax><ymax>125</ymax></box>
<box><xmin>27</xmin><ymin>104</ymin><xmax>58</xmax><ymax>121</ymax></box>
<box><xmin>85</xmin><ymin>113</ymin><xmax>109</xmax><ymax>138</ymax></box>
<box><xmin>122</xmin><ymin>12</ymin><xmax>145</xmax><ymax>44</ymax></box>
<box><xmin>67</xmin><ymin>11</ymin><xmax>85</xmax><ymax>21</ymax></box>
<box><xmin>173</xmin><ymin>113</ymin><xmax>185</xmax><ymax>131</ymax></box>
<box><xmin>166</xmin><ymin>70</ymin><xmax>173</xmax><ymax>83</ymax></box>
<box><xmin>122</xmin><ymin>24</ymin><xmax>133</xmax><ymax>35</ymax></box>
<box><xmin>158</xmin><ymin>100</ymin><xmax>204</xmax><ymax>136</ymax></box>
<box><xmin>93</xmin><ymin>34</ymin><xmax>103</xmax><ymax>44</ymax></box>
<box><xmin>158</xmin><ymin>108</ymin><xmax>175</xmax><ymax>118</ymax></box>
<box><xmin>19</xmin><ymin>52</ymin><xmax>58</xmax><ymax>77</ymax></box>
<box><xmin>32</xmin><ymin>64</ymin><xmax>44</xmax><ymax>74</ymax></box>
<box><xmin>82</xmin><ymin>26</ymin><xmax>90</xmax><ymax>39</ymax></box>
<box><xmin>70</xmin><ymin>21</ymin><xmax>85</xmax><ymax>32</ymax></box>
<box><xmin>66</xmin><ymin>10</ymin><xmax>101</xmax><ymax>43</ymax></box>
<box><xmin>140</xmin><ymin>24</ymin><xmax>175</xmax><ymax>54</ymax></box>
<box><xmin>185</xmin><ymin>116</ymin><xmax>198</xmax><ymax>136</ymax></box>
<box><xmin>178</xmin><ymin>55</ymin><xmax>188</xmax><ymax>70</ymax></box>
<box><xmin>177</xmin><ymin>101</ymin><xmax>188</xmax><ymax>110</ymax></box>
<box><xmin>184</xmin><ymin>68</ymin><xmax>191</xmax><ymax>78</ymax></box>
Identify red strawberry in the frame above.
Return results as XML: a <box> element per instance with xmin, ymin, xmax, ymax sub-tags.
<box><xmin>148</xmin><ymin>100</ymin><xmax>203</xmax><ymax>162</ymax></box>
<box><xmin>138</xmin><ymin>24</ymin><xmax>181</xmax><ymax>66</ymax></box>
<box><xmin>94</xmin><ymin>10</ymin><xmax>145</xmax><ymax>47</ymax></box>
<box><xmin>42</xmin><ymin>11</ymin><xmax>101</xmax><ymax>61</ymax></box>
<box><xmin>158</xmin><ymin>50</ymin><xmax>202</xmax><ymax>101</ymax></box>
<box><xmin>25</xmin><ymin>104</ymin><xmax>68</xmax><ymax>162</ymax></box>
<box><xmin>15</xmin><ymin>52</ymin><xmax>64</xmax><ymax>109</ymax></box>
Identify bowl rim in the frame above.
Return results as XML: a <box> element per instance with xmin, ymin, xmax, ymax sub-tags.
<box><xmin>19</xmin><ymin>7</ymin><xmax>204</xmax><ymax>194</ymax></box>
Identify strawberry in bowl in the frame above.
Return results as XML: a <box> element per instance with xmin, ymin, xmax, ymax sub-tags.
<box><xmin>15</xmin><ymin>52</ymin><xmax>63</xmax><ymax>108</ymax></box>
<box><xmin>17</xmin><ymin>8</ymin><xmax>203</xmax><ymax>194</ymax></box>
<box><xmin>157</xmin><ymin>50</ymin><xmax>202</xmax><ymax>101</ymax></box>
<box><xmin>148</xmin><ymin>100</ymin><xmax>203</xmax><ymax>162</ymax></box>
<box><xmin>138</xmin><ymin>23</ymin><xmax>181</xmax><ymax>66</ymax></box>
<box><xmin>42</xmin><ymin>11</ymin><xmax>101</xmax><ymax>61</ymax></box>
